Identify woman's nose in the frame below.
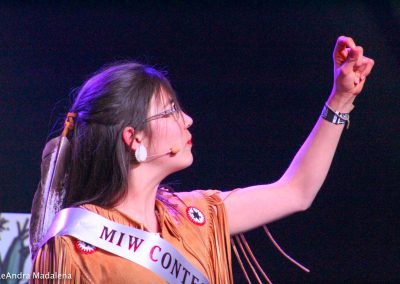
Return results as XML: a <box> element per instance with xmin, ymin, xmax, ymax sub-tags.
<box><xmin>182</xmin><ymin>112</ymin><xmax>193</xmax><ymax>128</ymax></box>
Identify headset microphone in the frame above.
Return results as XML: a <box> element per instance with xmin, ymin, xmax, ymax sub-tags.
<box><xmin>169</xmin><ymin>146</ymin><xmax>180</xmax><ymax>155</ymax></box>
<box><xmin>145</xmin><ymin>146</ymin><xmax>180</xmax><ymax>161</ymax></box>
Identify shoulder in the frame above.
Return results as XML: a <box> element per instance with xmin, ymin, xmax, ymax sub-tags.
<box><xmin>32</xmin><ymin>236</ymin><xmax>93</xmax><ymax>283</ymax></box>
<box><xmin>169</xmin><ymin>189</ymin><xmax>226</xmax><ymax>225</ymax></box>
<box><xmin>174</xmin><ymin>189</ymin><xmax>222</xmax><ymax>204</ymax></box>
<box><xmin>36</xmin><ymin>234</ymin><xmax>76</xmax><ymax>256</ymax></box>
<box><xmin>79</xmin><ymin>204</ymin><xmax>140</xmax><ymax>227</ymax></box>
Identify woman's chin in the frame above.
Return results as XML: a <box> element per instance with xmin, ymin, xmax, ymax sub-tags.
<box><xmin>170</xmin><ymin>156</ymin><xmax>193</xmax><ymax>173</ymax></box>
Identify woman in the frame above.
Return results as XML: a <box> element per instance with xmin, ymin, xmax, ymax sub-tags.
<box><xmin>30</xmin><ymin>36</ymin><xmax>374</xmax><ymax>283</ymax></box>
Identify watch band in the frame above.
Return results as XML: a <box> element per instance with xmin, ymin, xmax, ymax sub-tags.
<box><xmin>321</xmin><ymin>104</ymin><xmax>351</xmax><ymax>129</ymax></box>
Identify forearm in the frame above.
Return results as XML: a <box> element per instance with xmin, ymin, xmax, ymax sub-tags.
<box><xmin>280</xmin><ymin>94</ymin><xmax>354</xmax><ymax>208</ymax></box>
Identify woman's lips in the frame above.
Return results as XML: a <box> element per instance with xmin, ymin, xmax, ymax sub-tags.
<box><xmin>187</xmin><ymin>139</ymin><xmax>192</xmax><ymax>145</ymax></box>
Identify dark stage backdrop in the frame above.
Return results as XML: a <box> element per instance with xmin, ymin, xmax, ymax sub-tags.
<box><xmin>1</xmin><ymin>2</ymin><xmax>399</xmax><ymax>283</ymax></box>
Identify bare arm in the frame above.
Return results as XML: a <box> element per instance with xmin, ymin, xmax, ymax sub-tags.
<box><xmin>221</xmin><ymin>36</ymin><xmax>375</xmax><ymax>235</ymax></box>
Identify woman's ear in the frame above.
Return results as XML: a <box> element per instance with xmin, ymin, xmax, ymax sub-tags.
<box><xmin>122</xmin><ymin>126</ymin><xmax>143</xmax><ymax>151</ymax></box>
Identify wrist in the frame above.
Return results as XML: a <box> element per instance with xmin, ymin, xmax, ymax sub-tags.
<box><xmin>327</xmin><ymin>91</ymin><xmax>355</xmax><ymax>113</ymax></box>
<box><xmin>321</xmin><ymin>103</ymin><xmax>351</xmax><ymax>129</ymax></box>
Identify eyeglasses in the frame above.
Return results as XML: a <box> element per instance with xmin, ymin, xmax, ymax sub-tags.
<box><xmin>144</xmin><ymin>102</ymin><xmax>180</xmax><ymax>123</ymax></box>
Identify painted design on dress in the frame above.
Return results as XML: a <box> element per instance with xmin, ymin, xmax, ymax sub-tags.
<box><xmin>75</xmin><ymin>240</ymin><xmax>97</xmax><ymax>254</ymax></box>
<box><xmin>186</xmin><ymin>206</ymin><xmax>206</xmax><ymax>226</ymax></box>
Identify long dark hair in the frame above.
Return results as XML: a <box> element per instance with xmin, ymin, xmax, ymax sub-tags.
<box><xmin>65</xmin><ymin>62</ymin><xmax>180</xmax><ymax>207</ymax></box>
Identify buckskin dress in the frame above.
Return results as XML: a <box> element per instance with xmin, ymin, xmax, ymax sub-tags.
<box><xmin>31</xmin><ymin>190</ymin><xmax>233</xmax><ymax>284</ymax></box>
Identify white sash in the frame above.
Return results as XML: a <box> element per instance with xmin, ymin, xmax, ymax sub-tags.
<box><xmin>40</xmin><ymin>208</ymin><xmax>209</xmax><ymax>284</ymax></box>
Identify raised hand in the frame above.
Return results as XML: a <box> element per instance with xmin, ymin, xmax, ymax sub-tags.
<box><xmin>330</xmin><ymin>36</ymin><xmax>374</xmax><ymax>109</ymax></box>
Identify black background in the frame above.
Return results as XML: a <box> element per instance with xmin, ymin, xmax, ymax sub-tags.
<box><xmin>1</xmin><ymin>2</ymin><xmax>399</xmax><ymax>283</ymax></box>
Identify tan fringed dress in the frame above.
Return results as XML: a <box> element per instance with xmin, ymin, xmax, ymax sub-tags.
<box><xmin>31</xmin><ymin>190</ymin><xmax>233</xmax><ymax>283</ymax></box>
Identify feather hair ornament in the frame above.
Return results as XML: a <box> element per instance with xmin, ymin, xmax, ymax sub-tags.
<box><xmin>29</xmin><ymin>112</ymin><xmax>77</xmax><ymax>258</ymax></box>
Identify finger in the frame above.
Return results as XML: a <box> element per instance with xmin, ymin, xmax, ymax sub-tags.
<box><xmin>355</xmin><ymin>78</ymin><xmax>366</xmax><ymax>94</ymax></box>
<box><xmin>334</xmin><ymin>36</ymin><xmax>356</xmax><ymax>53</ymax></box>
<box><xmin>360</xmin><ymin>58</ymin><xmax>375</xmax><ymax>80</ymax></box>
<box><xmin>355</xmin><ymin>46</ymin><xmax>364</xmax><ymax>68</ymax></box>
<box><xmin>355</xmin><ymin>56</ymin><xmax>370</xmax><ymax>75</ymax></box>
<box><xmin>354</xmin><ymin>57</ymin><xmax>374</xmax><ymax>88</ymax></box>
<box><xmin>333</xmin><ymin>36</ymin><xmax>356</xmax><ymax>66</ymax></box>
<box><xmin>341</xmin><ymin>46</ymin><xmax>363</xmax><ymax>73</ymax></box>
<box><xmin>333</xmin><ymin>36</ymin><xmax>356</xmax><ymax>56</ymax></box>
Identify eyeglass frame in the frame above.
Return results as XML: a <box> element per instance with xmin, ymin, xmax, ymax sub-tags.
<box><xmin>143</xmin><ymin>102</ymin><xmax>180</xmax><ymax>123</ymax></box>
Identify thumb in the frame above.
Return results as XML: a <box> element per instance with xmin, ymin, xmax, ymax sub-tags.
<box><xmin>339</xmin><ymin>46</ymin><xmax>362</xmax><ymax>76</ymax></box>
<box><xmin>344</xmin><ymin>46</ymin><xmax>362</xmax><ymax>67</ymax></box>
